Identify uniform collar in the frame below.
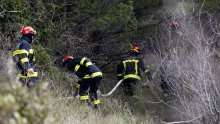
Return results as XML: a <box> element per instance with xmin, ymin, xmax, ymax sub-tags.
<box><xmin>21</xmin><ymin>35</ymin><xmax>32</xmax><ymax>43</ymax></box>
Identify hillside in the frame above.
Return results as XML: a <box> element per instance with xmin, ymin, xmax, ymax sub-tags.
<box><xmin>1</xmin><ymin>0</ymin><xmax>220</xmax><ymax>124</ymax></box>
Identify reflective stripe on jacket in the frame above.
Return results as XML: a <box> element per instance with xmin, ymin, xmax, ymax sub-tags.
<box><xmin>66</xmin><ymin>56</ymin><xmax>102</xmax><ymax>79</ymax></box>
<box><xmin>12</xmin><ymin>36</ymin><xmax>36</xmax><ymax>70</ymax></box>
<box><xmin>117</xmin><ymin>55</ymin><xmax>145</xmax><ymax>80</ymax></box>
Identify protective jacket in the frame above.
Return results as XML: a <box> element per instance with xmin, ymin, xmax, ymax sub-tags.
<box><xmin>12</xmin><ymin>35</ymin><xmax>37</xmax><ymax>78</ymax></box>
<box><xmin>65</xmin><ymin>56</ymin><xmax>102</xmax><ymax>80</ymax></box>
<box><xmin>117</xmin><ymin>53</ymin><xmax>146</xmax><ymax>81</ymax></box>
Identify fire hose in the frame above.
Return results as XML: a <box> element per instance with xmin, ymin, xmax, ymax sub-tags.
<box><xmin>98</xmin><ymin>79</ymin><xmax>124</xmax><ymax>97</ymax></box>
<box><xmin>98</xmin><ymin>70</ymin><xmax>158</xmax><ymax>97</ymax></box>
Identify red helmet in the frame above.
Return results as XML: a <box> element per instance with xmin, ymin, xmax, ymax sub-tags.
<box><xmin>62</xmin><ymin>55</ymin><xmax>73</xmax><ymax>65</ymax></box>
<box><xmin>171</xmin><ymin>21</ymin><xmax>179</xmax><ymax>29</ymax></box>
<box><xmin>130</xmin><ymin>44</ymin><xmax>141</xmax><ymax>53</ymax></box>
<box><xmin>20</xmin><ymin>26</ymin><xmax>37</xmax><ymax>35</ymax></box>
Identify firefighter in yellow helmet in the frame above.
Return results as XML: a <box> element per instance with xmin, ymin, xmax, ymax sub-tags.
<box><xmin>12</xmin><ymin>26</ymin><xmax>38</xmax><ymax>88</ymax></box>
<box><xmin>117</xmin><ymin>44</ymin><xmax>152</xmax><ymax>96</ymax></box>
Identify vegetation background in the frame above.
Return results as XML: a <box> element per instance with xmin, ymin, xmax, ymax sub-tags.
<box><xmin>0</xmin><ymin>0</ymin><xmax>220</xmax><ymax>123</ymax></box>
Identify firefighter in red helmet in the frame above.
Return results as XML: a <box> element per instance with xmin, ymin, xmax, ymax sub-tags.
<box><xmin>62</xmin><ymin>55</ymin><xmax>102</xmax><ymax>109</ymax></box>
<box><xmin>170</xmin><ymin>20</ymin><xmax>183</xmax><ymax>53</ymax></box>
<box><xmin>171</xmin><ymin>20</ymin><xmax>182</xmax><ymax>40</ymax></box>
<box><xmin>117</xmin><ymin>44</ymin><xmax>152</xmax><ymax>96</ymax></box>
<box><xmin>12</xmin><ymin>26</ymin><xmax>38</xmax><ymax>88</ymax></box>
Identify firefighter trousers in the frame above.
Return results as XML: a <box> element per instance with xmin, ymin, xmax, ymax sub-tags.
<box><xmin>122</xmin><ymin>78</ymin><xmax>139</xmax><ymax>96</ymax></box>
<box><xmin>79</xmin><ymin>77</ymin><xmax>102</xmax><ymax>108</ymax></box>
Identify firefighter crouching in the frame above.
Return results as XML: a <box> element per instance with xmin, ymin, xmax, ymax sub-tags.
<box><xmin>62</xmin><ymin>55</ymin><xmax>102</xmax><ymax>109</ymax></box>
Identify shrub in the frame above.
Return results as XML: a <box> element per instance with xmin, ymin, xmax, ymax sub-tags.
<box><xmin>0</xmin><ymin>83</ymin><xmax>52</xmax><ymax>124</ymax></box>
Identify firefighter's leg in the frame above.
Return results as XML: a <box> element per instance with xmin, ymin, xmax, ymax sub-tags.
<box><xmin>122</xmin><ymin>79</ymin><xmax>133</xmax><ymax>96</ymax></box>
<box><xmin>126</xmin><ymin>79</ymin><xmax>139</xmax><ymax>112</ymax></box>
<box><xmin>27</xmin><ymin>71</ymin><xmax>38</xmax><ymax>88</ymax></box>
<box><xmin>160</xmin><ymin>76</ymin><xmax>170</xmax><ymax>96</ymax></box>
<box><xmin>79</xmin><ymin>79</ymin><xmax>90</xmax><ymax>105</ymax></box>
<box><xmin>74</xmin><ymin>81</ymin><xmax>80</xmax><ymax>97</ymax></box>
<box><xmin>89</xmin><ymin>77</ymin><xmax>102</xmax><ymax>109</ymax></box>
<box><xmin>130</xmin><ymin>79</ymin><xmax>139</xmax><ymax>96</ymax></box>
<box><xmin>27</xmin><ymin>77</ymin><xmax>38</xmax><ymax>88</ymax></box>
<box><xmin>129</xmin><ymin>79</ymin><xmax>139</xmax><ymax>96</ymax></box>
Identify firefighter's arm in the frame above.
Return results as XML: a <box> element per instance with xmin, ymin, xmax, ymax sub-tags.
<box><xmin>145</xmin><ymin>69</ymin><xmax>152</xmax><ymax>81</ymax></box>
<box><xmin>139</xmin><ymin>59</ymin><xmax>146</xmax><ymax>72</ymax></box>
<box><xmin>28</xmin><ymin>48</ymin><xmax>37</xmax><ymax>68</ymax></box>
<box><xmin>78</xmin><ymin>57</ymin><xmax>92</xmax><ymax>67</ymax></box>
<box><xmin>13</xmin><ymin>43</ymin><xmax>29</xmax><ymax>70</ymax></box>
<box><xmin>78</xmin><ymin>57</ymin><xmax>93</xmax><ymax>74</ymax></box>
<box><xmin>19</xmin><ymin>44</ymin><xmax>34</xmax><ymax>74</ymax></box>
<box><xmin>117</xmin><ymin>62</ymin><xmax>123</xmax><ymax>80</ymax></box>
<box><xmin>139</xmin><ymin>59</ymin><xmax>152</xmax><ymax>81</ymax></box>
<box><xmin>19</xmin><ymin>51</ymin><xmax>29</xmax><ymax>70</ymax></box>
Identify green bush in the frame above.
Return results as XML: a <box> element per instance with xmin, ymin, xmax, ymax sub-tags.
<box><xmin>95</xmin><ymin>1</ymin><xmax>137</xmax><ymax>41</ymax></box>
<box><xmin>202</xmin><ymin>0</ymin><xmax>220</xmax><ymax>10</ymax></box>
<box><xmin>0</xmin><ymin>83</ymin><xmax>51</xmax><ymax>124</ymax></box>
<box><xmin>34</xmin><ymin>44</ymin><xmax>51</xmax><ymax>71</ymax></box>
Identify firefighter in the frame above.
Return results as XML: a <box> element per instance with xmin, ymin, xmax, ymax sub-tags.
<box><xmin>171</xmin><ymin>20</ymin><xmax>182</xmax><ymax>39</ymax></box>
<box><xmin>62</xmin><ymin>55</ymin><xmax>102</xmax><ymax>109</ymax></box>
<box><xmin>117</xmin><ymin>44</ymin><xmax>152</xmax><ymax>96</ymax></box>
<box><xmin>12</xmin><ymin>26</ymin><xmax>38</xmax><ymax>88</ymax></box>
<box><xmin>171</xmin><ymin>20</ymin><xmax>182</xmax><ymax>53</ymax></box>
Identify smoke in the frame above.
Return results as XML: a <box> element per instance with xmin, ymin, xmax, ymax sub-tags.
<box><xmin>6</xmin><ymin>52</ymin><xmax>19</xmax><ymax>84</ymax></box>
<box><xmin>162</xmin><ymin>0</ymin><xmax>187</xmax><ymax>20</ymax></box>
<box><xmin>145</xmin><ymin>0</ymin><xmax>220</xmax><ymax>123</ymax></box>
<box><xmin>7</xmin><ymin>52</ymin><xmax>14</xmax><ymax>77</ymax></box>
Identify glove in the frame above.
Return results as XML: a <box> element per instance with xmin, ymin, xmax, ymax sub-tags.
<box><xmin>144</xmin><ymin>69</ymin><xmax>150</xmax><ymax>74</ymax></box>
<box><xmin>177</xmin><ymin>31</ymin><xmax>183</xmax><ymax>36</ymax></box>
<box><xmin>27</xmin><ymin>68</ymin><xmax>34</xmax><ymax>74</ymax></box>
<box><xmin>90</xmin><ymin>74</ymin><xmax>94</xmax><ymax>78</ymax></box>
<box><xmin>145</xmin><ymin>69</ymin><xmax>152</xmax><ymax>81</ymax></box>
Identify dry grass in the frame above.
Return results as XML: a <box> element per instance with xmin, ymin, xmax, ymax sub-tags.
<box><xmin>49</xmin><ymin>95</ymin><xmax>153</xmax><ymax>124</ymax></box>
